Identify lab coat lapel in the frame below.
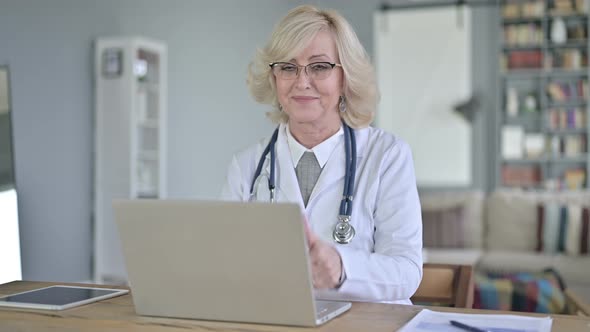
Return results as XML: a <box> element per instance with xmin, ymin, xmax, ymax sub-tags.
<box><xmin>309</xmin><ymin>140</ymin><xmax>345</xmax><ymax>204</ymax></box>
<box><xmin>270</xmin><ymin>126</ymin><xmax>303</xmax><ymax>206</ymax></box>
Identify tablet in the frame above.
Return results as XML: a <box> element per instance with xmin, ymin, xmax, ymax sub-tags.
<box><xmin>0</xmin><ymin>285</ymin><xmax>129</xmax><ymax>310</ymax></box>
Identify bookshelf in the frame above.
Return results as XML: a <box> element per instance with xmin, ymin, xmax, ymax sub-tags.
<box><xmin>498</xmin><ymin>0</ymin><xmax>589</xmax><ymax>190</ymax></box>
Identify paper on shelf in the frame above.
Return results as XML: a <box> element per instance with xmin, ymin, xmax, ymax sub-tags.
<box><xmin>524</xmin><ymin>133</ymin><xmax>545</xmax><ymax>158</ymax></box>
<box><xmin>501</xmin><ymin>125</ymin><xmax>524</xmax><ymax>159</ymax></box>
<box><xmin>398</xmin><ymin>309</ymin><xmax>552</xmax><ymax>332</ymax></box>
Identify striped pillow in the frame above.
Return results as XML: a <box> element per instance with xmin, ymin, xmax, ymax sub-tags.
<box><xmin>422</xmin><ymin>205</ymin><xmax>465</xmax><ymax>248</ymax></box>
<box><xmin>537</xmin><ymin>204</ymin><xmax>590</xmax><ymax>255</ymax></box>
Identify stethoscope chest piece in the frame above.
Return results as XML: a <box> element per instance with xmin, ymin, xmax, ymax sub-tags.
<box><xmin>251</xmin><ymin>122</ymin><xmax>357</xmax><ymax>244</ymax></box>
<box><xmin>332</xmin><ymin>215</ymin><xmax>355</xmax><ymax>244</ymax></box>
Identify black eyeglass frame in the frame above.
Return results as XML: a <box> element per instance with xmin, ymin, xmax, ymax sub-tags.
<box><xmin>269</xmin><ymin>62</ymin><xmax>342</xmax><ymax>80</ymax></box>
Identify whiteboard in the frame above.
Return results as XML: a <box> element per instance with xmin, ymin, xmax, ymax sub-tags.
<box><xmin>374</xmin><ymin>7</ymin><xmax>472</xmax><ymax>187</ymax></box>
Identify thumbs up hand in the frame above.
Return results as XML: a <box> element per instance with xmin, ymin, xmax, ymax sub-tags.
<box><xmin>302</xmin><ymin>217</ymin><xmax>343</xmax><ymax>289</ymax></box>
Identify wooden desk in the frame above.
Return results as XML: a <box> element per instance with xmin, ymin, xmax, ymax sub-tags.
<box><xmin>1</xmin><ymin>281</ymin><xmax>589</xmax><ymax>331</ymax></box>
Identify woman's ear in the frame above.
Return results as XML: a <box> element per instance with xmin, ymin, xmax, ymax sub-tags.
<box><xmin>340</xmin><ymin>78</ymin><xmax>347</xmax><ymax>96</ymax></box>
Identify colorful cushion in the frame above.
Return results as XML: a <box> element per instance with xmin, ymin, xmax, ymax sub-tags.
<box><xmin>474</xmin><ymin>269</ymin><xmax>567</xmax><ymax>314</ymax></box>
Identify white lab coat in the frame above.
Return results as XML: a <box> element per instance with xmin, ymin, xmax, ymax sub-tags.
<box><xmin>221</xmin><ymin>123</ymin><xmax>422</xmax><ymax>304</ymax></box>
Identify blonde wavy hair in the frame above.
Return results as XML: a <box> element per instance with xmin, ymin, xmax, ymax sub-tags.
<box><xmin>247</xmin><ymin>5</ymin><xmax>378</xmax><ymax>128</ymax></box>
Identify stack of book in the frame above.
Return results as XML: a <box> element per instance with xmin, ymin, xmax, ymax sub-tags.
<box><xmin>502</xmin><ymin>165</ymin><xmax>542</xmax><ymax>187</ymax></box>
<box><xmin>552</xmin><ymin>0</ymin><xmax>588</xmax><ymax>14</ymax></box>
<box><xmin>550</xmin><ymin>49</ymin><xmax>587</xmax><ymax>70</ymax></box>
<box><xmin>503</xmin><ymin>24</ymin><xmax>543</xmax><ymax>46</ymax></box>
<box><xmin>546</xmin><ymin>79</ymin><xmax>588</xmax><ymax>102</ymax></box>
<box><xmin>502</xmin><ymin>1</ymin><xmax>544</xmax><ymax>18</ymax></box>
<box><xmin>563</xmin><ymin>135</ymin><xmax>587</xmax><ymax>157</ymax></box>
<box><xmin>547</xmin><ymin>134</ymin><xmax>587</xmax><ymax>157</ymax></box>
<box><xmin>507</xmin><ymin>50</ymin><xmax>543</xmax><ymax>69</ymax></box>
<box><xmin>547</xmin><ymin>108</ymin><xmax>586</xmax><ymax>129</ymax></box>
<box><xmin>565</xmin><ymin>20</ymin><xmax>588</xmax><ymax>40</ymax></box>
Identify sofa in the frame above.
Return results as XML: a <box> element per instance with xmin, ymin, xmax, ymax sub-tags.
<box><xmin>419</xmin><ymin>189</ymin><xmax>590</xmax><ymax>304</ymax></box>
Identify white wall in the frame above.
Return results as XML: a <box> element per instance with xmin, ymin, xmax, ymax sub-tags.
<box><xmin>0</xmin><ymin>0</ymin><xmax>305</xmax><ymax>282</ymax></box>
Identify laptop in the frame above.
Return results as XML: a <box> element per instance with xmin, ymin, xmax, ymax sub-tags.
<box><xmin>113</xmin><ymin>200</ymin><xmax>351</xmax><ymax>327</ymax></box>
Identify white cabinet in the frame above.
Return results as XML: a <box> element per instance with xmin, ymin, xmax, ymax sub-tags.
<box><xmin>94</xmin><ymin>37</ymin><xmax>167</xmax><ymax>284</ymax></box>
<box><xmin>0</xmin><ymin>66</ymin><xmax>21</xmax><ymax>284</ymax></box>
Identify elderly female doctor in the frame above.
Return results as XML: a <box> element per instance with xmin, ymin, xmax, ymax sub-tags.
<box><xmin>221</xmin><ymin>5</ymin><xmax>422</xmax><ymax>304</ymax></box>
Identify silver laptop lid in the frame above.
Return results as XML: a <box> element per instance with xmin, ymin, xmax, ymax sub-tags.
<box><xmin>114</xmin><ymin>200</ymin><xmax>318</xmax><ymax>326</ymax></box>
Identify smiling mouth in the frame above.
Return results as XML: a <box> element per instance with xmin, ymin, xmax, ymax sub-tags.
<box><xmin>292</xmin><ymin>96</ymin><xmax>318</xmax><ymax>102</ymax></box>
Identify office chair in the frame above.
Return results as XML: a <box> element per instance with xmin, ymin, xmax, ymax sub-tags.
<box><xmin>411</xmin><ymin>263</ymin><xmax>474</xmax><ymax>308</ymax></box>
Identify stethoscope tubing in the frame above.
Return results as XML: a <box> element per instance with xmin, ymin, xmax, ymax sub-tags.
<box><xmin>250</xmin><ymin>128</ymin><xmax>279</xmax><ymax>197</ymax></box>
<box><xmin>249</xmin><ymin>122</ymin><xmax>357</xmax><ymax>243</ymax></box>
<box><xmin>340</xmin><ymin>124</ymin><xmax>355</xmax><ymax>217</ymax></box>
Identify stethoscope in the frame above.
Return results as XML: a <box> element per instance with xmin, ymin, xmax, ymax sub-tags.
<box><xmin>249</xmin><ymin>122</ymin><xmax>356</xmax><ymax>244</ymax></box>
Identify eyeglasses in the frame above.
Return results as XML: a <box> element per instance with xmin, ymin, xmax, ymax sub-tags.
<box><xmin>269</xmin><ymin>62</ymin><xmax>342</xmax><ymax>80</ymax></box>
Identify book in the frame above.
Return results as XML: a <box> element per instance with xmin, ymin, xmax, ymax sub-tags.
<box><xmin>564</xmin><ymin>135</ymin><xmax>584</xmax><ymax>157</ymax></box>
<box><xmin>565</xmin><ymin>169</ymin><xmax>586</xmax><ymax>189</ymax></box>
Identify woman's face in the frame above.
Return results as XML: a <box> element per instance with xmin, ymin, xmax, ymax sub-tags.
<box><xmin>274</xmin><ymin>30</ymin><xmax>343</xmax><ymax>128</ymax></box>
